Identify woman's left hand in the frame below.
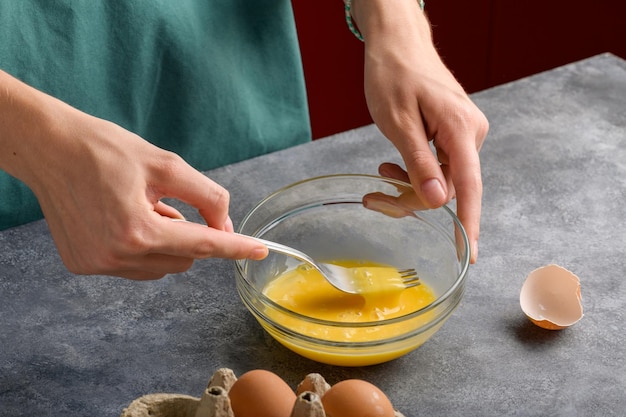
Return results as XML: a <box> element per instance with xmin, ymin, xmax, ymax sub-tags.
<box><xmin>351</xmin><ymin>0</ymin><xmax>489</xmax><ymax>263</ymax></box>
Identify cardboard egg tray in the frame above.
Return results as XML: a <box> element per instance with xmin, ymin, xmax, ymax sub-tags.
<box><xmin>121</xmin><ymin>368</ymin><xmax>405</xmax><ymax>417</ymax></box>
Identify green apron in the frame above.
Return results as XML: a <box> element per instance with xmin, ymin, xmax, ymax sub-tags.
<box><xmin>0</xmin><ymin>0</ymin><xmax>311</xmax><ymax>230</ymax></box>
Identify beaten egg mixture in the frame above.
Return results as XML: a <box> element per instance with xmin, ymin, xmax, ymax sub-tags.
<box><xmin>262</xmin><ymin>260</ymin><xmax>435</xmax><ymax>339</ymax></box>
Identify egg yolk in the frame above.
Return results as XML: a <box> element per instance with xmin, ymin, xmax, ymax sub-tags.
<box><xmin>262</xmin><ymin>260</ymin><xmax>436</xmax><ymax>340</ymax></box>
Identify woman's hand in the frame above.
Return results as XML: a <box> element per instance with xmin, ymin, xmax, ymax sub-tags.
<box><xmin>0</xmin><ymin>70</ymin><xmax>267</xmax><ymax>279</ymax></box>
<box><xmin>350</xmin><ymin>0</ymin><xmax>489</xmax><ymax>263</ymax></box>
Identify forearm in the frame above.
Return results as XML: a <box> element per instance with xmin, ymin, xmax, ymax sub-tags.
<box><xmin>0</xmin><ymin>69</ymin><xmax>71</xmax><ymax>191</ymax></box>
<box><xmin>346</xmin><ymin>0</ymin><xmax>456</xmax><ymax>92</ymax></box>
<box><xmin>343</xmin><ymin>1</ymin><xmax>488</xmax><ymax>263</ymax></box>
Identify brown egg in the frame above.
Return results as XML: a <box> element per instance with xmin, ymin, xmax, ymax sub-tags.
<box><xmin>228</xmin><ymin>369</ymin><xmax>296</xmax><ymax>417</ymax></box>
<box><xmin>322</xmin><ymin>379</ymin><xmax>395</xmax><ymax>417</ymax></box>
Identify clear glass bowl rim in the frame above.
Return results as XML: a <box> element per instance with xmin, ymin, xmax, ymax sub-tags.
<box><xmin>234</xmin><ymin>174</ymin><xmax>470</xmax><ymax>327</ymax></box>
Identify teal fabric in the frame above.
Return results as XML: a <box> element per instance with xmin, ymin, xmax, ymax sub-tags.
<box><xmin>0</xmin><ymin>0</ymin><xmax>311</xmax><ymax>230</ymax></box>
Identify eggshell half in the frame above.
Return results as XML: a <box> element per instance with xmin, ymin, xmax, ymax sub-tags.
<box><xmin>520</xmin><ymin>264</ymin><xmax>583</xmax><ymax>330</ymax></box>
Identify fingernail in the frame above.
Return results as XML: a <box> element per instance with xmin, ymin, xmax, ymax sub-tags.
<box><xmin>420</xmin><ymin>178</ymin><xmax>446</xmax><ymax>207</ymax></box>
<box><xmin>471</xmin><ymin>240</ymin><xmax>478</xmax><ymax>264</ymax></box>
<box><xmin>362</xmin><ymin>197</ymin><xmax>384</xmax><ymax>211</ymax></box>
<box><xmin>378</xmin><ymin>164</ymin><xmax>392</xmax><ymax>178</ymax></box>
<box><xmin>224</xmin><ymin>216</ymin><xmax>234</xmax><ymax>232</ymax></box>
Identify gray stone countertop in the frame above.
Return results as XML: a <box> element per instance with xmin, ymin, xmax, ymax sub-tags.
<box><xmin>1</xmin><ymin>53</ymin><xmax>625</xmax><ymax>416</ymax></box>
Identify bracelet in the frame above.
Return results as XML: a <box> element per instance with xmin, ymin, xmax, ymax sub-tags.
<box><xmin>344</xmin><ymin>0</ymin><xmax>425</xmax><ymax>42</ymax></box>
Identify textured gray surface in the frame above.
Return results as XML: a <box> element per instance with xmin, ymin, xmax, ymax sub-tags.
<box><xmin>1</xmin><ymin>53</ymin><xmax>625</xmax><ymax>416</ymax></box>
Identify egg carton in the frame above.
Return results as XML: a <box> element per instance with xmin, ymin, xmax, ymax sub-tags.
<box><xmin>121</xmin><ymin>368</ymin><xmax>405</xmax><ymax>417</ymax></box>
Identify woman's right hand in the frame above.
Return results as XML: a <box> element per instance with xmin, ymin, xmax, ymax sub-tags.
<box><xmin>1</xmin><ymin>70</ymin><xmax>267</xmax><ymax>280</ymax></box>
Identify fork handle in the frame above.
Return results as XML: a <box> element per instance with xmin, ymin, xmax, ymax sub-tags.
<box><xmin>234</xmin><ymin>233</ymin><xmax>316</xmax><ymax>266</ymax></box>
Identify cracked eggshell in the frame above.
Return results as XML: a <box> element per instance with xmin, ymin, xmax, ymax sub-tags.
<box><xmin>520</xmin><ymin>264</ymin><xmax>583</xmax><ymax>330</ymax></box>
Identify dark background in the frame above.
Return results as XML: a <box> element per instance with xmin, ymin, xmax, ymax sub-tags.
<box><xmin>293</xmin><ymin>1</ymin><xmax>626</xmax><ymax>139</ymax></box>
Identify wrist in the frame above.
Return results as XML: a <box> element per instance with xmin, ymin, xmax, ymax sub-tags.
<box><xmin>0</xmin><ymin>70</ymin><xmax>80</xmax><ymax>192</ymax></box>
<box><xmin>347</xmin><ymin>0</ymin><xmax>430</xmax><ymax>44</ymax></box>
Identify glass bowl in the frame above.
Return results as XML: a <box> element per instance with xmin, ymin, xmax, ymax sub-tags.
<box><xmin>234</xmin><ymin>174</ymin><xmax>469</xmax><ymax>366</ymax></box>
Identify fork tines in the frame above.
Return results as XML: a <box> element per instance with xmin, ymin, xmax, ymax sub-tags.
<box><xmin>398</xmin><ymin>268</ymin><xmax>421</xmax><ymax>288</ymax></box>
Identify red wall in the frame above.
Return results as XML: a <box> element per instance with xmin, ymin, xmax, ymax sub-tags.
<box><xmin>292</xmin><ymin>1</ymin><xmax>626</xmax><ymax>139</ymax></box>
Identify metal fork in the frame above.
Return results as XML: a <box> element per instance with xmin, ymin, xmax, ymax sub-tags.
<box><xmin>239</xmin><ymin>233</ymin><xmax>420</xmax><ymax>294</ymax></box>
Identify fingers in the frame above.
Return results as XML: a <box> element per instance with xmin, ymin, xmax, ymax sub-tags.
<box><xmin>148</xmin><ymin>158</ymin><xmax>268</xmax><ymax>257</ymax></box>
<box><xmin>378</xmin><ymin>132</ymin><xmax>483</xmax><ymax>265</ymax></box>
<box><xmin>152</xmin><ymin>218</ymin><xmax>268</xmax><ymax>261</ymax></box>
<box><xmin>89</xmin><ymin>220</ymin><xmax>268</xmax><ymax>280</ymax></box>
<box><xmin>223</xmin><ymin>215</ymin><xmax>235</xmax><ymax>233</ymax></box>
<box><xmin>433</xmin><ymin>101</ymin><xmax>487</xmax><ymax>264</ymax></box>
<box><xmin>389</xmin><ymin>129</ymin><xmax>450</xmax><ymax>210</ymax></box>
<box><xmin>154</xmin><ymin>200</ymin><xmax>185</xmax><ymax>220</ymax></box>
<box><xmin>92</xmin><ymin>157</ymin><xmax>265</xmax><ymax>278</ymax></box>
<box><xmin>150</xmin><ymin>154</ymin><xmax>231</xmax><ymax>231</ymax></box>
<box><xmin>366</xmin><ymin>164</ymin><xmax>429</xmax><ymax>213</ymax></box>
<box><xmin>446</xmin><ymin>138</ymin><xmax>483</xmax><ymax>264</ymax></box>
<box><xmin>362</xmin><ymin>192</ymin><xmax>420</xmax><ymax>218</ymax></box>
<box><xmin>128</xmin><ymin>155</ymin><xmax>269</xmax><ymax>278</ymax></box>
<box><xmin>378</xmin><ymin>162</ymin><xmax>410</xmax><ymax>183</ymax></box>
